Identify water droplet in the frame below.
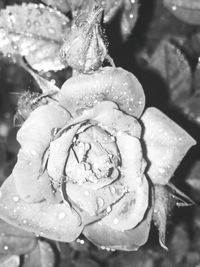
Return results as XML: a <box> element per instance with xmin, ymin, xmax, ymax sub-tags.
<box><xmin>31</xmin><ymin>150</ymin><xmax>37</xmax><ymax>156</ymax></box>
<box><xmin>13</xmin><ymin>196</ymin><xmax>20</xmax><ymax>202</ymax></box>
<box><xmin>84</xmin><ymin>190</ymin><xmax>90</xmax><ymax>196</ymax></box>
<box><xmin>106</xmin><ymin>206</ymin><xmax>111</xmax><ymax>213</ymax></box>
<box><xmin>58</xmin><ymin>212</ymin><xmax>65</xmax><ymax>220</ymax></box>
<box><xmin>48</xmin><ymin>27</ymin><xmax>55</xmax><ymax>34</ymax></box>
<box><xmin>4</xmin><ymin>245</ymin><xmax>8</xmax><ymax>251</ymax></box>
<box><xmin>13</xmin><ymin>44</ymin><xmax>18</xmax><ymax>50</ymax></box>
<box><xmin>77</xmin><ymin>238</ymin><xmax>85</xmax><ymax>245</ymax></box>
<box><xmin>28</xmin><ymin>161</ymin><xmax>32</xmax><ymax>166</ymax></box>
<box><xmin>113</xmin><ymin>218</ymin><xmax>119</xmax><ymax>225</ymax></box>
<box><xmin>26</xmin><ymin>19</ymin><xmax>31</xmax><ymax>27</ymax></box>
<box><xmin>110</xmin><ymin>186</ymin><xmax>116</xmax><ymax>194</ymax></box>
<box><xmin>129</xmin><ymin>13</ymin><xmax>134</xmax><ymax>19</ymax></box>
<box><xmin>172</xmin><ymin>5</ymin><xmax>177</xmax><ymax>11</ymax></box>
<box><xmin>158</xmin><ymin>168</ymin><xmax>165</xmax><ymax>174</ymax></box>
<box><xmin>34</xmin><ymin>21</ymin><xmax>40</xmax><ymax>27</ymax></box>
<box><xmin>23</xmin><ymin>219</ymin><xmax>27</xmax><ymax>224</ymax></box>
<box><xmin>97</xmin><ymin>197</ymin><xmax>104</xmax><ymax>208</ymax></box>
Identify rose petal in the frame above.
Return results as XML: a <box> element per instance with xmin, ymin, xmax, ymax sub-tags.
<box><xmin>102</xmin><ymin>180</ymin><xmax>149</xmax><ymax>231</ymax></box>
<box><xmin>117</xmin><ymin>133</ymin><xmax>146</xmax><ymax>190</ymax></box>
<box><xmin>0</xmin><ymin>176</ymin><xmax>83</xmax><ymax>242</ymax></box>
<box><xmin>48</xmin><ymin>124</ymin><xmax>80</xmax><ymax>188</ymax></box>
<box><xmin>66</xmin><ymin>180</ymin><xmax>127</xmax><ymax>216</ymax></box>
<box><xmin>83</xmin><ymin>207</ymin><xmax>153</xmax><ymax>251</ymax></box>
<box><xmin>141</xmin><ymin>107</ymin><xmax>196</xmax><ymax>185</ymax></box>
<box><xmin>13</xmin><ymin>103</ymin><xmax>71</xmax><ymax>202</ymax></box>
<box><xmin>94</xmin><ymin>106</ymin><xmax>142</xmax><ymax>138</ymax></box>
<box><xmin>60</xmin><ymin>67</ymin><xmax>145</xmax><ymax>118</ymax></box>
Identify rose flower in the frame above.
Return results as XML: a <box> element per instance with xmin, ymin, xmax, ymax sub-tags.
<box><xmin>0</xmin><ymin>66</ymin><xmax>196</xmax><ymax>251</ymax></box>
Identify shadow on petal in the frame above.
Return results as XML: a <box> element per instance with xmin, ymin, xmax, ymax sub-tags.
<box><xmin>0</xmin><ymin>176</ymin><xmax>83</xmax><ymax>242</ymax></box>
<box><xmin>141</xmin><ymin>107</ymin><xmax>196</xmax><ymax>185</ymax></box>
<box><xmin>83</xmin><ymin>207</ymin><xmax>153</xmax><ymax>251</ymax></box>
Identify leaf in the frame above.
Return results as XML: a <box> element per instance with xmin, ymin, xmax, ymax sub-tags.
<box><xmin>41</xmin><ymin>0</ymin><xmax>70</xmax><ymax>13</ymax></box>
<box><xmin>149</xmin><ymin>40</ymin><xmax>192</xmax><ymax>104</ymax></box>
<box><xmin>23</xmin><ymin>241</ymin><xmax>55</xmax><ymax>267</ymax></box>
<box><xmin>0</xmin><ymin>219</ymin><xmax>37</xmax><ymax>255</ymax></box>
<box><xmin>0</xmin><ymin>3</ymin><xmax>70</xmax><ymax>71</ymax></box>
<box><xmin>0</xmin><ymin>255</ymin><xmax>20</xmax><ymax>267</ymax></box>
<box><xmin>120</xmin><ymin>0</ymin><xmax>139</xmax><ymax>40</ymax></box>
<box><xmin>163</xmin><ymin>0</ymin><xmax>200</xmax><ymax>25</ymax></box>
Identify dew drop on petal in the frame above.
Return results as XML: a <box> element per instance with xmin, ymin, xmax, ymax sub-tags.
<box><xmin>110</xmin><ymin>186</ymin><xmax>116</xmax><ymax>194</ymax></box>
<box><xmin>13</xmin><ymin>196</ymin><xmax>20</xmax><ymax>202</ymax></box>
<box><xmin>4</xmin><ymin>245</ymin><xmax>8</xmax><ymax>251</ymax></box>
<box><xmin>113</xmin><ymin>218</ymin><xmax>119</xmax><ymax>225</ymax></box>
<box><xmin>84</xmin><ymin>190</ymin><xmax>90</xmax><ymax>196</ymax></box>
<box><xmin>58</xmin><ymin>212</ymin><xmax>66</xmax><ymax>220</ymax></box>
<box><xmin>48</xmin><ymin>27</ymin><xmax>55</xmax><ymax>34</ymax></box>
<box><xmin>172</xmin><ymin>5</ymin><xmax>177</xmax><ymax>11</ymax></box>
<box><xmin>97</xmin><ymin>197</ymin><xmax>105</xmax><ymax>209</ymax></box>
<box><xmin>106</xmin><ymin>206</ymin><xmax>111</xmax><ymax>213</ymax></box>
<box><xmin>26</xmin><ymin>19</ymin><xmax>31</xmax><ymax>27</ymax></box>
<box><xmin>31</xmin><ymin>150</ymin><xmax>37</xmax><ymax>156</ymax></box>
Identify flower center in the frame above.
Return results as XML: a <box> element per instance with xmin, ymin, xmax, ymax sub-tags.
<box><xmin>65</xmin><ymin>124</ymin><xmax>121</xmax><ymax>187</ymax></box>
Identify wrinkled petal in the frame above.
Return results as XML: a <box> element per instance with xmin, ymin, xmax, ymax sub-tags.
<box><xmin>0</xmin><ymin>176</ymin><xmax>83</xmax><ymax>242</ymax></box>
<box><xmin>141</xmin><ymin>107</ymin><xmax>196</xmax><ymax>185</ymax></box>
<box><xmin>83</xmin><ymin>207</ymin><xmax>153</xmax><ymax>251</ymax></box>
<box><xmin>13</xmin><ymin>103</ymin><xmax>71</xmax><ymax>202</ymax></box>
<box><xmin>59</xmin><ymin>67</ymin><xmax>145</xmax><ymax>118</ymax></box>
<box><xmin>66</xmin><ymin>180</ymin><xmax>127</xmax><ymax>216</ymax></box>
<box><xmin>102</xmin><ymin>178</ymin><xmax>149</xmax><ymax>231</ymax></box>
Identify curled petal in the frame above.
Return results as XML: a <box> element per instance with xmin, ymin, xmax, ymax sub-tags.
<box><xmin>66</xmin><ymin>180</ymin><xmax>127</xmax><ymax>216</ymax></box>
<box><xmin>117</xmin><ymin>133</ymin><xmax>146</xmax><ymax>190</ymax></box>
<box><xmin>100</xmin><ymin>134</ymin><xmax>148</xmax><ymax>231</ymax></box>
<box><xmin>13</xmin><ymin>103</ymin><xmax>71</xmax><ymax>202</ymax></box>
<box><xmin>59</xmin><ymin>67</ymin><xmax>145</xmax><ymax>118</ymax></box>
<box><xmin>141</xmin><ymin>107</ymin><xmax>196</xmax><ymax>185</ymax></box>
<box><xmin>102</xmin><ymin>180</ymin><xmax>149</xmax><ymax>231</ymax></box>
<box><xmin>48</xmin><ymin>124</ymin><xmax>80</xmax><ymax>188</ymax></box>
<box><xmin>0</xmin><ymin>176</ymin><xmax>83</xmax><ymax>242</ymax></box>
<box><xmin>83</xmin><ymin>207</ymin><xmax>153</xmax><ymax>251</ymax></box>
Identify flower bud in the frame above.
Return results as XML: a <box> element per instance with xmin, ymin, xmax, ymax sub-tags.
<box><xmin>60</xmin><ymin>6</ymin><xmax>107</xmax><ymax>73</ymax></box>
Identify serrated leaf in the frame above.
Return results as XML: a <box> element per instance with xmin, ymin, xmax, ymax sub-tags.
<box><xmin>23</xmin><ymin>241</ymin><xmax>55</xmax><ymax>267</ymax></box>
<box><xmin>0</xmin><ymin>255</ymin><xmax>20</xmax><ymax>267</ymax></box>
<box><xmin>120</xmin><ymin>0</ymin><xmax>139</xmax><ymax>40</ymax></box>
<box><xmin>0</xmin><ymin>3</ymin><xmax>70</xmax><ymax>71</ymax></box>
<box><xmin>149</xmin><ymin>40</ymin><xmax>192</xmax><ymax>104</ymax></box>
<box><xmin>163</xmin><ymin>0</ymin><xmax>200</xmax><ymax>25</ymax></box>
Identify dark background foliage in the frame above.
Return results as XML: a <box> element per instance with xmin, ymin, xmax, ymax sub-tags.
<box><xmin>0</xmin><ymin>0</ymin><xmax>200</xmax><ymax>266</ymax></box>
